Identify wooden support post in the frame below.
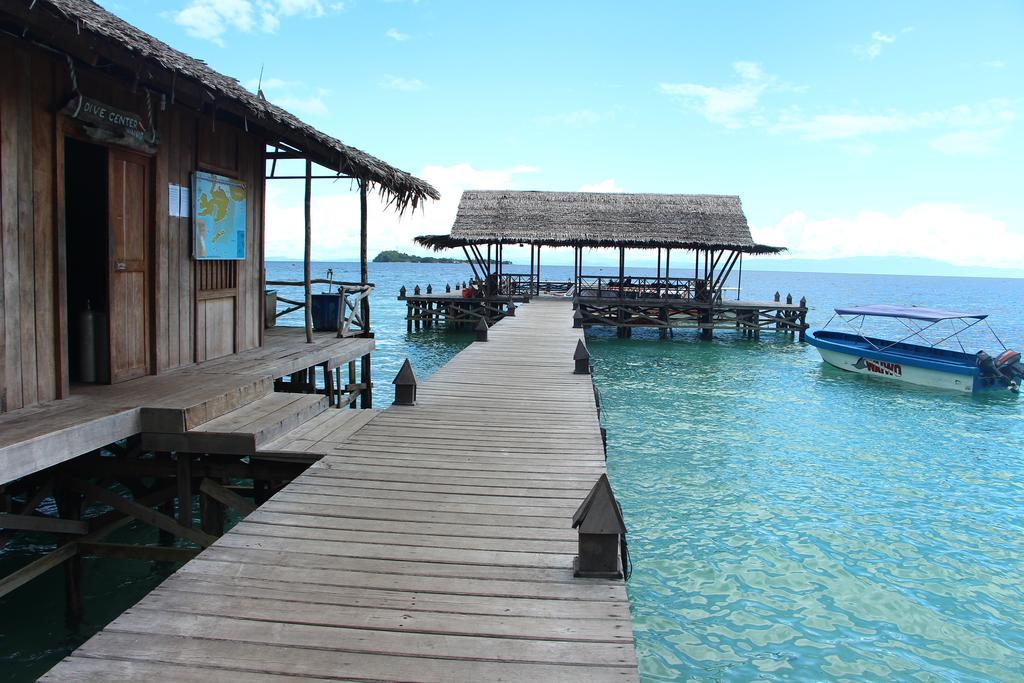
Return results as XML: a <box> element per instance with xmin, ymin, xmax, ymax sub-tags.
<box><xmin>665</xmin><ymin>248</ymin><xmax>671</xmax><ymax>295</ymax></box>
<box><xmin>535</xmin><ymin>245</ymin><xmax>542</xmax><ymax>295</ymax></box>
<box><xmin>656</xmin><ymin>248</ymin><xmax>661</xmax><ymax>296</ymax></box>
<box><xmin>348</xmin><ymin>360</ymin><xmax>358</xmax><ymax>409</ymax></box>
<box><xmin>303</xmin><ymin>159</ymin><xmax>313</xmax><ymax>343</ymax></box>
<box><xmin>54</xmin><ymin>487</ymin><xmax>83</xmax><ymax>625</ymax></box>
<box><xmin>323</xmin><ymin>362</ymin><xmax>335</xmax><ymax>407</ymax></box>
<box><xmin>177</xmin><ymin>453</ymin><xmax>193</xmax><ymax>529</ymax></box>
<box><xmin>253</xmin><ymin>480</ymin><xmax>272</xmax><ymax>507</ymax></box>
<box><xmin>529</xmin><ymin>243</ymin><xmax>535</xmax><ymax>294</ymax></box>
<box><xmin>199</xmin><ymin>477</ymin><xmax>225</xmax><ymax>537</ymax></box>
<box><xmin>799</xmin><ymin>296</ymin><xmax>808</xmax><ymax>342</ymax></box>
<box><xmin>361</xmin><ymin>352</ymin><xmax>373</xmax><ymax>408</ymax></box>
<box><xmin>359</xmin><ymin>181</ymin><xmax>369</xmax><ymax>286</ymax></box>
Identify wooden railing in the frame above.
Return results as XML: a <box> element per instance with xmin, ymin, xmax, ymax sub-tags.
<box><xmin>266</xmin><ymin>279</ymin><xmax>374</xmax><ymax>338</ymax></box>
<box><xmin>576</xmin><ymin>275</ymin><xmax>699</xmax><ymax>299</ymax></box>
<box><xmin>498</xmin><ymin>274</ymin><xmax>574</xmax><ymax>296</ymax></box>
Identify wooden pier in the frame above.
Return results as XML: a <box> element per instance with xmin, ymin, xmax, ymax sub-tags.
<box><xmin>399</xmin><ymin>284</ymin><xmax>523</xmax><ymax>331</ymax></box>
<box><xmin>42</xmin><ymin>300</ymin><xmax>638</xmax><ymax>682</ymax></box>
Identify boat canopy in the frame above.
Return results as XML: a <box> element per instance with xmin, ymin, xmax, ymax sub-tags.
<box><xmin>834</xmin><ymin>305</ymin><xmax>988</xmax><ymax>322</ymax></box>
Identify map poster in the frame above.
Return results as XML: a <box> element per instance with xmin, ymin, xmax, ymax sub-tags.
<box><xmin>193</xmin><ymin>171</ymin><xmax>247</xmax><ymax>260</ymax></box>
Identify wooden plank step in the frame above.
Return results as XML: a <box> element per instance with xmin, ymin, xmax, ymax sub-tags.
<box><xmin>258</xmin><ymin>408</ymin><xmax>380</xmax><ymax>456</ymax></box>
<box><xmin>141</xmin><ymin>393</ymin><xmax>328</xmax><ymax>455</ymax></box>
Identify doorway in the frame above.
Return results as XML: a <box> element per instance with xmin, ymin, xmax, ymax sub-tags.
<box><xmin>64</xmin><ymin>139</ymin><xmax>152</xmax><ymax>384</ymax></box>
<box><xmin>65</xmin><ymin>138</ymin><xmax>109</xmax><ymax>384</ymax></box>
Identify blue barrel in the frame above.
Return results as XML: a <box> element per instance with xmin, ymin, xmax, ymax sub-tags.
<box><xmin>310</xmin><ymin>292</ymin><xmax>342</xmax><ymax>331</ymax></box>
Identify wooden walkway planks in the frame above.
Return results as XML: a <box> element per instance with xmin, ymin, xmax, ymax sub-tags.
<box><xmin>43</xmin><ymin>299</ymin><xmax>639</xmax><ymax>682</ymax></box>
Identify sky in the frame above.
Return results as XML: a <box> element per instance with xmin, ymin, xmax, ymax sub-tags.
<box><xmin>102</xmin><ymin>0</ymin><xmax>1024</xmax><ymax>275</ymax></box>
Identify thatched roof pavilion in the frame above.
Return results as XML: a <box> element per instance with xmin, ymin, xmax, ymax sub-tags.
<box><xmin>11</xmin><ymin>0</ymin><xmax>439</xmax><ymax>210</ymax></box>
<box><xmin>416</xmin><ymin>191</ymin><xmax>782</xmax><ymax>300</ymax></box>
<box><xmin>416</xmin><ymin>191</ymin><xmax>781</xmax><ymax>252</ymax></box>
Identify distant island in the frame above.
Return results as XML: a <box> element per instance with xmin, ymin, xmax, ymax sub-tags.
<box><xmin>373</xmin><ymin>250</ymin><xmax>464</xmax><ymax>264</ymax></box>
<box><xmin>373</xmin><ymin>250</ymin><xmax>511</xmax><ymax>264</ymax></box>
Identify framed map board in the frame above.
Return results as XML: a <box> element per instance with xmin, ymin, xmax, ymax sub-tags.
<box><xmin>193</xmin><ymin>171</ymin><xmax>247</xmax><ymax>260</ymax></box>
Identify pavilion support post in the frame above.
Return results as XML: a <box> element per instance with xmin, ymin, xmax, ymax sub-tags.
<box><xmin>359</xmin><ymin>181</ymin><xmax>371</xmax><ymax>344</ymax></box>
<box><xmin>536</xmin><ymin>245</ymin><xmax>542</xmax><ymax>295</ymax></box>
<box><xmin>529</xmin><ymin>244</ymin><xmax>535</xmax><ymax>295</ymax></box>
<box><xmin>303</xmin><ymin>159</ymin><xmax>313</xmax><ymax>343</ymax></box>
<box><xmin>617</xmin><ymin>247</ymin><xmax>626</xmax><ymax>336</ymax></box>
<box><xmin>665</xmin><ymin>248</ymin><xmax>671</xmax><ymax>297</ymax></box>
<box><xmin>737</xmin><ymin>253</ymin><xmax>743</xmax><ymax>300</ymax></box>
<box><xmin>656</xmin><ymin>248</ymin><xmax>662</xmax><ymax>297</ymax></box>
<box><xmin>574</xmin><ymin>247</ymin><xmax>579</xmax><ymax>292</ymax></box>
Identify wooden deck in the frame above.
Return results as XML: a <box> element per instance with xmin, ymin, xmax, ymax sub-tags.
<box><xmin>42</xmin><ymin>299</ymin><xmax>639</xmax><ymax>682</ymax></box>
<box><xmin>0</xmin><ymin>328</ymin><xmax>373</xmax><ymax>485</ymax></box>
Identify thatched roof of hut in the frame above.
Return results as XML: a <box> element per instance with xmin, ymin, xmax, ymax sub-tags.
<box><xmin>416</xmin><ymin>191</ymin><xmax>783</xmax><ymax>253</ymax></box>
<box><xmin>6</xmin><ymin>0</ymin><xmax>438</xmax><ymax>210</ymax></box>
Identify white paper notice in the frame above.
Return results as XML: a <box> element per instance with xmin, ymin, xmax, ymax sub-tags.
<box><xmin>168</xmin><ymin>184</ymin><xmax>180</xmax><ymax>217</ymax></box>
<box><xmin>168</xmin><ymin>184</ymin><xmax>192</xmax><ymax>218</ymax></box>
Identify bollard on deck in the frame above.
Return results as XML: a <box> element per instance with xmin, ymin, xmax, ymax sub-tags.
<box><xmin>572</xmin><ymin>473</ymin><xmax>627</xmax><ymax>579</ymax></box>
<box><xmin>573</xmin><ymin>339</ymin><xmax>591</xmax><ymax>375</ymax></box>
<box><xmin>392</xmin><ymin>359</ymin><xmax>417</xmax><ymax>406</ymax></box>
<box><xmin>474</xmin><ymin>317</ymin><xmax>489</xmax><ymax>342</ymax></box>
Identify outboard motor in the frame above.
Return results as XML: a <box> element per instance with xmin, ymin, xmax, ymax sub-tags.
<box><xmin>996</xmin><ymin>350</ymin><xmax>1024</xmax><ymax>392</ymax></box>
<box><xmin>977</xmin><ymin>350</ymin><xmax>1023</xmax><ymax>392</ymax></box>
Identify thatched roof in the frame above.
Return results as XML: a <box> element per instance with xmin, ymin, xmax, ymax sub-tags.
<box><xmin>416</xmin><ymin>191</ymin><xmax>783</xmax><ymax>253</ymax></box>
<box><xmin>6</xmin><ymin>0</ymin><xmax>438</xmax><ymax>210</ymax></box>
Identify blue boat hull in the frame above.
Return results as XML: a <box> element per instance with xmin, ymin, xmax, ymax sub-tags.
<box><xmin>808</xmin><ymin>330</ymin><xmax>1008</xmax><ymax>394</ymax></box>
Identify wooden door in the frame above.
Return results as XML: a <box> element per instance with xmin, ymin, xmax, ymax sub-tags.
<box><xmin>107</xmin><ymin>149</ymin><xmax>151</xmax><ymax>383</ymax></box>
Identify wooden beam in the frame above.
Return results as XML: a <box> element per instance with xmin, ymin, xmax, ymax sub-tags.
<box><xmin>0</xmin><ymin>543</ymin><xmax>78</xmax><ymax>599</ymax></box>
<box><xmin>77</xmin><ymin>542</ymin><xmax>200</xmax><ymax>564</ymax></box>
<box><xmin>64</xmin><ymin>478</ymin><xmax>216</xmax><ymax>548</ymax></box>
<box><xmin>199</xmin><ymin>478</ymin><xmax>257</xmax><ymax>516</ymax></box>
<box><xmin>0</xmin><ymin>513</ymin><xmax>88</xmax><ymax>535</ymax></box>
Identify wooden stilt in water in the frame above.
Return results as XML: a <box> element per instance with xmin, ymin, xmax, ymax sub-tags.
<box><xmin>199</xmin><ymin>476</ymin><xmax>224</xmax><ymax>537</ymax></box>
<box><xmin>361</xmin><ymin>351</ymin><xmax>373</xmax><ymax>408</ymax></box>
<box><xmin>54</xmin><ymin>487</ymin><xmax>83</xmax><ymax>625</ymax></box>
<box><xmin>177</xmin><ymin>453</ymin><xmax>193</xmax><ymax>529</ymax></box>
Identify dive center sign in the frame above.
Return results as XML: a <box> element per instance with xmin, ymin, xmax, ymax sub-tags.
<box><xmin>61</xmin><ymin>94</ymin><xmax>158</xmax><ymax>149</ymax></box>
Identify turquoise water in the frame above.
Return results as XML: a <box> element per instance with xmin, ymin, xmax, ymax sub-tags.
<box><xmin>2</xmin><ymin>262</ymin><xmax>1022</xmax><ymax>680</ymax></box>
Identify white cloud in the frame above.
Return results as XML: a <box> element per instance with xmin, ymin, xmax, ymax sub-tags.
<box><xmin>983</xmin><ymin>60</ymin><xmax>1006</xmax><ymax>69</ymax></box>
<box><xmin>659</xmin><ymin>61</ymin><xmax>784</xmax><ymax>128</ymax></box>
<box><xmin>930</xmin><ymin>128</ymin><xmax>1007</xmax><ymax>156</ymax></box>
<box><xmin>385</xmin><ymin>27</ymin><xmax>410</xmax><ymax>41</ymax></box>
<box><xmin>858</xmin><ymin>31</ymin><xmax>896</xmax><ymax>60</ymax></box>
<box><xmin>381</xmin><ymin>75</ymin><xmax>425</xmax><ymax>91</ymax></box>
<box><xmin>172</xmin><ymin>0</ymin><xmax>343</xmax><ymax>45</ymax></box>
<box><xmin>273</xmin><ymin>93</ymin><xmax>329</xmax><ymax>116</ymax></box>
<box><xmin>579</xmin><ymin>179</ymin><xmax>623</xmax><ymax>193</ymax></box>
<box><xmin>752</xmin><ymin>204</ymin><xmax>1024</xmax><ymax>269</ymax></box>
<box><xmin>771</xmin><ymin>99</ymin><xmax>1015</xmax><ymax>141</ymax></box>
<box><xmin>242</xmin><ymin>77</ymin><xmax>329</xmax><ymax>116</ymax></box>
<box><xmin>265</xmin><ymin>163</ymin><xmax>539</xmax><ymax>260</ymax></box>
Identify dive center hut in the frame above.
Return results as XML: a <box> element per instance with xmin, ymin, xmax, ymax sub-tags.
<box><xmin>0</xmin><ymin>0</ymin><xmax>436</xmax><ymax>612</ymax></box>
<box><xmin>414</xmin><ymin>190</ymin><xmax>807</xmax><ymax>338</ymax></box>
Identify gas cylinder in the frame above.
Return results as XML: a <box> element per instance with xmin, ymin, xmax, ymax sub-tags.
<box><xmin>78</xmin><ymin>300</ymin><xmax>97</xmax><ymax>383</ymax></box>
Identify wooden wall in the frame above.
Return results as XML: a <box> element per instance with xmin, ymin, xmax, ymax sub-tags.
<box><xmin>0</xmin><ymin>36</ymin><xmax>266</xmax><ymax>413</ymax></box>
<box><xmin>0</xmin><ymin>42</ymin><xmax>58</xmax><ymax>413</ymax></box>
